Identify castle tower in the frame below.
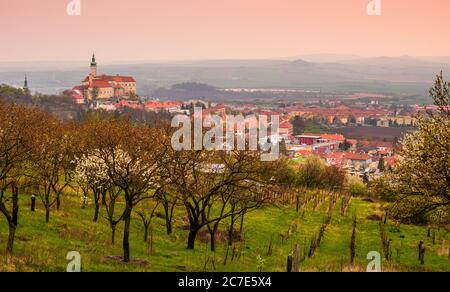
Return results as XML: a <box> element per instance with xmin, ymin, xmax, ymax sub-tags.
<box><xmin>90</xmin><ymin>53</ymin><xmax>97</xmax><ymax>77</ymax></box>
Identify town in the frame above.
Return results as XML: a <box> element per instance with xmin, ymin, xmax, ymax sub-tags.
<box><xmin>63</xmin><ymin>55</ymin><xmax>418</xmax><ymax>180</ymax></box>
<box><xmin>1</xmin><ymin>0</ymin><xmax>449</xmax><ymax>274</ymax></box>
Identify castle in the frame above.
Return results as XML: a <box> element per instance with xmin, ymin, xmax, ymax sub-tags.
<box><xmin>72</xmin><ymin>54</ymin><xmax>137</xmax><ymax>104</ymax></box>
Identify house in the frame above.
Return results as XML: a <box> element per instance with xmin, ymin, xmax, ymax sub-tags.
<box><xmin>145</xmin><ymin>101</ymin><xmax>183</xmax><ymax>112</ymax></box>
<box><xmin>377</xmin><ymin>118</ymin><xmax>390</xmax><ymax>127</ymax></box>
<box><xmin>296</xmin><ymin>134</ymin><xmax>322</xmax><ymax>145</ymax></box>
<box><xmin>322</xmin><ymin>152</ymin><xmax>372</xmax><ymax>170</ymax></box>
<box><xmin>279</xmin><ymin>122</ymin><xmax>294</xmax><ymax>140</ymax></box>
<box><xmin>71</xmin><ymin>86</ymin><xmax>85</xmax><ymax>104</ymax></box>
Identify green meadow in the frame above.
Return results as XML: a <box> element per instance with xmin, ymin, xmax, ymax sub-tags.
<box><xmin>0</xmin><ymin>193</ymin><xmax>448</xmax><ymax>272</ymax></box>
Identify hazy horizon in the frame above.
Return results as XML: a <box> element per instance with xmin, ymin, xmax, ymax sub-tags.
<box><xmin>1</xmin><ymin>54</ymin><xmax>450</xmax><ymax>67</ymax></box>
<box><xmin>1</xmin><ymin>0</ymin><xmax>450</xmax><ymax>62</ymax></box>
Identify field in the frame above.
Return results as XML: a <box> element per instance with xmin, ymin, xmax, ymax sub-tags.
<box><xmin>328</xmin><ymin>126</ymin><xmax>414</xmax><ymax>141</ymax></box>
<box><xmin>0</xmin><ymin>193</ymin><xmax>449</xmax><ymax>272</ymax></box>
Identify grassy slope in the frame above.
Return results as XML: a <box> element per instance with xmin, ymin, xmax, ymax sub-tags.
<box><xmin>0</xmin><ymin>193</ymin><xmax>448</xmax><ymax>272</ymax></box>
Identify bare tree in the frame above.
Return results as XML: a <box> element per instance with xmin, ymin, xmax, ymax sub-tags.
<box><xmin>163</xmin><ymin>148</ymin><xmax>278</xmax><ymax>250</ymax></box>
<box><xmin>80</xmin><ymin>115</ymin><xmax>164</xmax><ymax>262</ymax></box>
<box><xmin>0</xmin><ymin>103</ymin><xmax>48</xmax><ymax>260</ymax></box>
<box><xmin>30</xmin><ymin>120</ymin><xmax>74</xmax><ymax>222</ymax></box>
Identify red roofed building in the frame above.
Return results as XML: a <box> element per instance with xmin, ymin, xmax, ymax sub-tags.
<box><xmin>323</xmin><ymin>152</ymin><xmax>372</xmax><ymax>169</ymax></box>
<box><xmin>383</xmin><ymin>156</ymin><xmax>397</xmax><ymax>169</ymax></box>
<box><xmin>114</xmin><ymin>100</ymin><xmax>144</xmax><ymax>110</ymax></box>
<box><xmin>73</xmin><ymin>54</ymin><xmax>137</xmax><ymax>103</ymax></box>
<box><xmin>279</xmin><ymin>121</ymin><xmax>294</xmax><ymax>140</ymax></box>
<box><xmin>145</xmin><ymin>101</ymin><xmax>183</xmax><ymax>112</ymax></box>
<box><xmin>320</xmin><ymin>134</ymin><xmax>345</xmax><ymax>143</ymax></box>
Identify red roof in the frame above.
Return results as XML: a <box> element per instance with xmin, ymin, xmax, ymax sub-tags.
<box><xmin>72</xmin><ymin>85</ymin><xmax>86</xmax><ymax>91</ymax></box>
<box><xmin>97</xmin><ymin>75</ymin><xmax>136</xmax><ymax>83</ymax></box>
<box><xmin>303</xmin><ymin>133</ymin><xmax>345</xmax><ymax>141</ymax></box>
<box><xmin>343</xmin><ymin>152</ymin><xmax>370</xmax><ymax>161</ymax></box>
<box><xmin>323</xmin><ymin>152</ymin><xmax>369</xmax><ymax>161</ymax></box>
<box><xmin>280</xmin><ymin>122</ymin><xmax>293</xmax><ymax>129</ymax></box>
<box><xmin>384</xmin><ymin>156</ymin><xmax>397</xmax><ymax>167</ymax></box>
<box><xmin>145</xmin><ymin>101</ymin><xmax>182</xmax><ymax>109</ymax></box>
<box><xmin>90</xmin><ymin>80</ymin><xmax>111</xmax><ymax>89</ymax></box>
<box><xmin>83</xmin><ymin>75</ymin><xmax>136</xmax><ymax>84</ymax></box>
<box><xmin>323</xmin><ymin>152</ymin><xmax>346</xmax><ymax>160</ymax></box>
<box><xmin>115</xmin><ymin>100</ymin><xmax>144</xmax><ymax>110</ymax></box>
<box><xmin>321</xmin><ymin>134</ymin><xmax>345</xmax><ymax>141</ymax></box>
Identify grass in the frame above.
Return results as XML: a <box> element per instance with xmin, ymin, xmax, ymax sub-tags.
<box><xmin>0</xmin><ymin>193</ymin><xmax>448</xmax><ymax>272</ymax></box>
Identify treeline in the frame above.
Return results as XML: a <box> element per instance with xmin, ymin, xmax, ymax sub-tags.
<box><xmin>0</xmin><ymin>84</ymin><xmax>79</xmax><ymax>117</ymax></box>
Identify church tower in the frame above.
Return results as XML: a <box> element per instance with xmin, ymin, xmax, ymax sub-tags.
<box><xmin>90</xmin><ymin>53</ymin><xmax>97</xmax><ymax>77</ymax></box>
<box><xmin>23</xmin><ymin>74</ymin><xmax>30</xmax><ymax>93</ymax></box>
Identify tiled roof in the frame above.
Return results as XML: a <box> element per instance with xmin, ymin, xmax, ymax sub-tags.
<box><xmin>320</xmin><ymin>134</ymin><xmax>345</xmax><ymax>141</ymax></box>
<box><xmin>82</xmin><ymin>75</ymin><xmax>136</xmax><ymax>84</ymax></box>
<box><xmin>145</xmin><ymin>101</ymin><xmax>182</xmax><ymax>109</ymax></box>
<box><xmin>280</xmin><ymin>122</ymin><xmax>293</xmax><ymax>129</ymax></box>
<box><xmin>90</xmin><ymin>80</ymin><xmax>112</xmax><ymax>89</ymax></box>
<box><xmin>97</xmin><ymin>75</ymin><xmax>136</xmax><ymax>83</ymax></box>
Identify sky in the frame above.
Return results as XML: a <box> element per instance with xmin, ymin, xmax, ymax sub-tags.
<box><xmin>0</xmin><ymin>0</ymin><xmax>449</xmax><ymax>62</ymax></box>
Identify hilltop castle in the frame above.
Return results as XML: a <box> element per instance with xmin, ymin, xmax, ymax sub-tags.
<box><xmin>71</xmin><ymin>54</ymin><xmax>137</xmax><ymax>104</ymax></box>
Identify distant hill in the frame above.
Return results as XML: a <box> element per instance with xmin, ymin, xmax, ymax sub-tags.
<box><xmin>1</xmin><ymin>56</ymin><xmax>449</xmax><ymax>96</ymax></box>
<box><xmin>289</xmin><ymin>54</ymin><xmax>362</xmax><ymax>63</ymax></box>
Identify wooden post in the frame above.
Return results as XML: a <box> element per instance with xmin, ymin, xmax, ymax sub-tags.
<box><xmin>31</xmin><ymin>195</ymin><xmax>36</xmax><ymax>212</ymax></box>
<box><xmin>418</xmin><ymin>241</ymin><xmax>425</xmax><ymax>265</ymax></box>
<box><xmin>286</xmin><ymin>256</ymin><xmax>293</xmax><ymax>272</ymax></box>
<box><xmin>293</xmin><ymin>244</ymin><xmax>299</xmax><ymax>272</ymax></box>
<box><xmin>224</xmin><ymin>246</ymin><xmax>230</xmax><ymax>265</ymax></box>
<box><xmin>150</xmin><ymin>226</ymin><xmax>154</xmax><ymax>256</ymax></box>
<box><xmin>448</xmin><ymin>241</ymin><xmax>450</xmax><ymax>260</ymax></box>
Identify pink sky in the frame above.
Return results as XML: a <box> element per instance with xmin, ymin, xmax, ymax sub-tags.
<box><xmin>0</xmin><ymin>0</ymin><xmax>449</xmax><ymax>62</ymax></box>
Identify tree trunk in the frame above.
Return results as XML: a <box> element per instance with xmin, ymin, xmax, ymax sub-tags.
<box><xmin>56</xmin><ymin>195</ymin><xmax>61</xmax><ymax>210</ymax></box>
<box><xmin>228</xmin><ymin>217</ymin><xmax>236</xmax><ymax>246</ymax></box>
<box><xmin>164</xmin><ymin>203</ymin><xmax>174</xmax><ymax>235</ymax></box>
<box><xmin>123</xmin><ymin>208</ymin><xmax>132</xmax><ymax>262</ymax></box>
<box><xmin>210</xmin><ymin>231</ymin><xmax>216</xmax><ymax>252</ymax></box>
<box><xmin>6</xmin><ymin>223</ymin><xmax>16</xmax><ymax>257</ymax></box>
<box><xmin>239</xmin><ymin>213</ymin><xmax>245</xmax><ymax>235</ymax></box>
<box><xmin>101</xmin><ymin>192</ymin><xmax>106</xmax><ymax>206</ymax></box>
<box><xmin>93</xmin><ymin>201</ymin><xmax>100</xmax><ymax>222</ymax></box>
<box><xmin>12</xmin><ymin>187</ymin><xmax>19</xmax><ymax>226</ymax></box>
<box><xmin>45</xmin><ymin>208</ymin><xmax>50</xmax><ymax>223</ymax></box>
<box><xmin>166</xmin><ymin>218</ymin><xmax>173</xmax><ymax>235</ymax></box>
<box><xmin>111</xmin><ymin>222</ymin><xmax>117</xmax><ymax>246</ymax></box>
<box><xmin>209</xmin><ymin>223</ymin><xmax>219</xmax><ymax>252</ymax></box>
<box><xmin>144</xmin><ymin>224</ymin><xmax>149</xmax><ymax>242</ymax></box>
<box><xmin>187</xmin><ymin>225</ymin><xmax>200</xmax><ymax>250</ymax></box>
